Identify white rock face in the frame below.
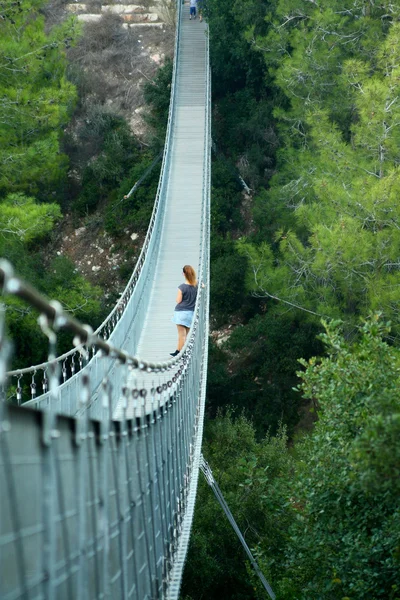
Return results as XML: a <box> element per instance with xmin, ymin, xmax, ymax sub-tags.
<box><xmin>92</xmin><ymin>266</ymin><xmax>101</xmax><ymax>272</ymax></box>
<box><xmin>66</xmin><ymin>3</ymin><xmax>87</xmax><ymax>12</ymax></box>
<box><xmin>101</xmin><ymin>4</ymin><xmax>141</xmax><ymax>13</ymax></box>
<box><xmin>77</xmin><ymin>14</ymin><xmax>102</xmax><ymax>21</ymax></box>
<box><xmin>75</xmin><ymin>227</ymin><xmax>86</xmax><ymax>236</ymax></box>
<box><xmin>122</xmin><ymin>12</ymin><xmax>159</xmax><ymax>21</ymax></box>
<box><xmin>130</xmin><ymin>233</ymin><xmax>139</xmax><ymax>241</ymax></box>
<box><xmin>216</xmin><ymin>334</ymin><xmax>230</xmax><ymax>346</ymax></box>
<box><xmin>67</xmin><ymin>0</ymin><xmax>169</xmax><ymax>24</ymax></box>
<box><xmin>122</xmin><ymin>22</ymin><xmax>163</xmax><ymax>28</ymax></box>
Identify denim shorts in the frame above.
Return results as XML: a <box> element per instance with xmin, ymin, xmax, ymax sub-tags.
<box><xmin>172</xmin><ymin>310</ymin><xmax>194</xmax><ymax>328</ymax></box>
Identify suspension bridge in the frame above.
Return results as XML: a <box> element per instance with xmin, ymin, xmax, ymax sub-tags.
<box><xmin>0</xmin><ymin>1</ymin><xmax>279</xmax><ymax>597</ymax></box>
<box><xmin>0</xmin><ymin>1</ymin><xmax>210</xmax><ymax>597</ymax></box>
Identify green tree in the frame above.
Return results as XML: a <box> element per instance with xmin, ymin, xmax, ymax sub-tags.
<box><xmin>143</xmin><ymin>58</ymin><xmax>173</xmax><ymax>146</ymax></box>
<box><xmin>0</xmin><ymin>193</ymin><xmax>61</xmax><ymax>249</ymax></box>
<box><xmin>204</xmin><ymin>0</ymin><xmax>268</xmax><ymax>98</ymax></box>
<box><xmin>238</xmin><ymin>23</ymin><xmax>400</xmax><ymax>331</ymax></box>
<box><xmin>188</xmin><ymin>3</ymin><xmax>400</xmax><ymax>598</ymax></box>
<box><xmin>6</xmin><ymin>256</ymin><xmax>104</xmax><ymax>370</ymax></box>
<box><xmin>181</xmin><ymin>413</ymin><xmax>293</xmax><ymax>600</ymax></box>
<box><xmin>277</xmin><ymin>316</ymin><xmax>400</xmax><ymax>599</ymax></box>
<box><xmin>207</xmin><ymin>313</ymin><xmax>323</xmax><ymax>437</ymax></box>
<box><xmin>0</xmin><ymin>0</ymin><xmax>79</xmax><ymax>197</ymax></box>
<box><xmin>73</xmin><ymin>114</ymin><xmax>141</xmax><ymax>215</ymax></box>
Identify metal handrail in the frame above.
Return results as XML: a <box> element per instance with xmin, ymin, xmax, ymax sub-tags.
<box><xmin>0</xmin><ymin>256</ymin><xmax>205</xmax><ymax>374</ymax></box>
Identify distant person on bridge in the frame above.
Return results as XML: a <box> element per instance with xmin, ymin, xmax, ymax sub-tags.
<box><xmin>189</xmin><ymin>0</ymin><xmax>197</xmax><ymax>20</ymax></box>
<box><xmin>170</xmin><ymin>265</ymin><xmax>198</xmax><ymax>357</ymax></box>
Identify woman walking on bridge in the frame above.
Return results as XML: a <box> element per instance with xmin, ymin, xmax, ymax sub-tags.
<box><xmin>170</xmin><ymin>265</ymin><xmax>198</xmax><ymax>357</ymax></box>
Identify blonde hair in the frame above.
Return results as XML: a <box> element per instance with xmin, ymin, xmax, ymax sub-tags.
<box><xmin>183</xmin><ymin>265</ymin><xmax>197</xmax><ymax>286</ymax></box>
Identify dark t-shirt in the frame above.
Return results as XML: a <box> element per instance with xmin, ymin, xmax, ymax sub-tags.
<box><xmin>175</xmin><ymin>283</ymin><xmax>198</xmax><ymax>311</ymax></box>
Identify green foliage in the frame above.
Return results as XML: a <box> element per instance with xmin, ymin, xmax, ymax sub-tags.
<box><xmin>204</xmin><ymin>0</ymin><xmax>268</xmax><ymax>98</ymax></box>
<box><xmin>192</xmin><ymin>321</ymin><xmax>400</xmax><ymax>600</ymax></box>
<box><xmin>73</xmin><ymin>114</ymin><xmax>141</xmax><ymax>215</ymax></box>
<box><xmin>41</xmin><ymin>256</ymin><xmax>103</xmax><ymax>318</ymax></box>
<box><xmin>210</xmin><ymin>253</ymin><xmax>248</xmax><ymax>325</ymax></box>
<box><xmin>1</xmin><ymin>38</ymin><xmax>173</xmax><ymax>370</ymax></box>
<box><xmin>4</xmin><ymin>295</ymin><xmax>48</xmax><ymax>371</ymax></box>
<box><xmin>0</xmin><ymin>190</ymin><xmax>69</xmax><ymax>371</ymax></box>
<box><xmin>184</xmin><ymin>3</ymin><xmax>400</xmax><ymax>598</ymax></box>
<box><xmin>209</xmin><ymin>157</ymin><xmax>250</xmax><ymax>326</ymax></box>
<box><xmin>0</xmin><ymin>193</ymin><xmax>61</xmax><ymax>249</ymax></box>
<box><xmin>211</xmin><ymin>159</ymin><xmax>243</xmax><ymax>234</ymax></box>
<box><xmin>104</xmin><ymin>155</ymin><xmax>161</xmax><ymax>236</ymax></box>
<box><xmin>0</xmin><ymin>0</ymin><xmax>79</xmax><ymax>197</ymax></box>
<box><xmin>0</xmin><ymin>196</ymin><xmax>103</xmax><ymax>370</ymax></box>
<box><xmin>143</xmin><ymin>58</ymin><xmax>173</xmax><ymax>146</ymax></box>
<box><xmin>274</xmin><ymin>317</ymin><xmax>400</xmax><ymax>599</ymax></box>
<box><xmin>213</xmin><ymin>90</ymin><xmax>278</xmax><ymax>189</ymax></box>
<box><xmin>234</xmin><ymin>17</ymin><xmax>400</xmax><ymax>332</ymax></box>
<box><xmin>256</xmin><ymin>0</ymin><xmax>396</xmax><ymax>129</ymax></box>
<box><xmin>207</xmin><ymin>314</ymin><xmax>323</xmax><ymax>437</ymax></box>
<box><xmin>6</xmin><ymin>255</ymin><xmax>104</xmax><ymax>370</ymax></box>
<box><xmin>204</xmin><ymin>0</ymin><xmax>281</xmax><ymax>188</ymax></box>
<box><xmin>181</xmin><ymin>412</ymin><xmax>293</xmax><ymax>600</ymax></box>
<box><xmin>251</xmin><ymin>187</ymin><xmax>296</xmax><ymax>244</ymax></box>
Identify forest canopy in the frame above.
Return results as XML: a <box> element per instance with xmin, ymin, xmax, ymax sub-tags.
<box><xmin>0</xmin><ymin>0</ymin><xmax>79</xmax><ymax>196</ymax></box>
<box><xmin>183</xmin><ymin>0</ymin><xmax>400</xmax><ymax>598</ymax></box>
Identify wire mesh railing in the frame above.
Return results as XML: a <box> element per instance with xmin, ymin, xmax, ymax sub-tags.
<box><xmin>0</xmin><ymin>317</ymin><xmax>209</xmax><ymax>599</ymax></box>
<box><xmin>0</xmin><ymin>203</ymin><xmax>210</xmax><ymax>598</ymax></box>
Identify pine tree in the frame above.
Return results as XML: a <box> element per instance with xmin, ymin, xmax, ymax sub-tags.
<box><xmin>0</xmin><ymin>1</ymin><xmax>79</xmax><ymax>195</ymax></box>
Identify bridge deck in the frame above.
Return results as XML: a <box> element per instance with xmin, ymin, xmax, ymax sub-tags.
<box><xmin>114</xmin><ymin>9</ymin><xmax>208</xmax><ymax>418</ymax></box>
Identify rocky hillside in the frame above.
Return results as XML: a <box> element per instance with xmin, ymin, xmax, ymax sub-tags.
<box><xmin>44</xmin><ymin>0</ymin><xmax>175</xmax><ymax>297</ymax></box>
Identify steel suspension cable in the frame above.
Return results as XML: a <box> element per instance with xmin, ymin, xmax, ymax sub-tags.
<box><xmin>200</xmin><ymin>455</ymin><xmax>276</xmax><ymax>600</ymax></box>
